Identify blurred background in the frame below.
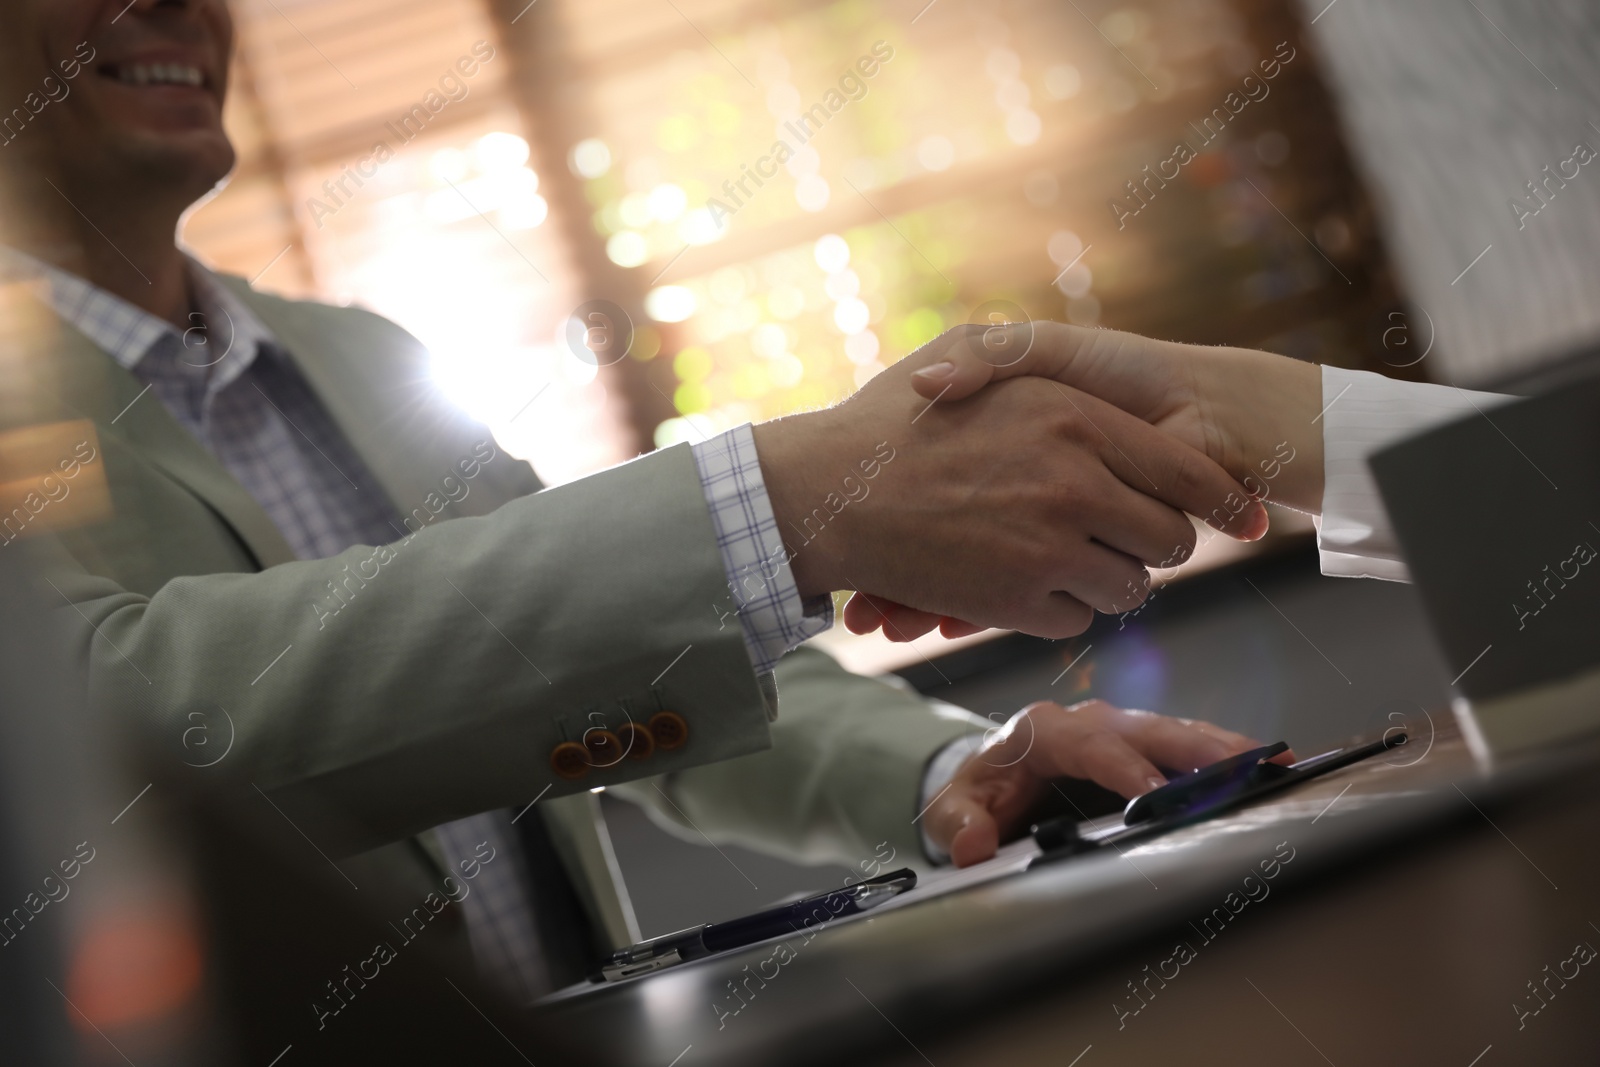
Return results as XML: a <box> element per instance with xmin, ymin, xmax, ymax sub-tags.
<box><xmin>183</xmin><ymin>0</ymin><xmax>1405</xmax><ymax>480</ymax></box>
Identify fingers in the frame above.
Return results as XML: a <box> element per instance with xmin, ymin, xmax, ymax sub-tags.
<box><xmin>1179</xmin><ymin>718</ymin><xmax>1298</xmax><ymax>765</ymax></box>
<box><xmin>908</xmin><ymin>321</ymin><xmax>1081</xmax><ymax>402</ymax></box>
<box><xmin>1028</xmin><ymin>700</ymin><xmax>1278</xmax><ymax>798</ymax></box>
<box><xmin>1055</xmin><ymin>540</ymin><xmax>1150</xmax><ymax>615</ymax></box>
<box><xmin>924</xmin><ymin>786</ymin><xmax>1002</xmax><ymax>869</ymax></box>
<box><xmin>939</xmin><ymin>618</ymin><xmax>987</xmax><ymax>639</ymax></box>
<box><xmin>1019</xmin><ymin>591</ymin><xmax>1096</xmax><ymax>640</ymax></box>
<box><xmin>844</xmin><ymin>593</ymin><xmax>907</xmax><ymax>636</ymax></box>
<box><xmin>840</xmin><ymin>591</ymin><xmax>882</xmax><ymax>634</ymax></box>
<box><xmin>843</xmin><ymin>594</ymin><xmax>990</xmax><ymax>641</ymax></box>
<box><xmin>1049</xmin><ymin>727</ymin><xmax>1170</xmax><ymax>799</ymax></box>
<box><xmin>855</xmin><ymin>592</ymin><xmax>1093</xmax><ymax>643</ymax></box>
<box><xmin>909</xmin><ymin>352</ymin><xmax>999</xmax><ymax>403</ymax></box>
<box><xmin>1112</xmin><ymin>713</ymin><xmax>1251</xmax><ymax>774</ymax></box>
<box><xmin>1082</xmin><ymin>476</ymin><xmax>1199</xmax><ymax>569</ymax></box>
<box><xmin>1061</xmin><ymin>701</ymin><xmax>1285</xmax><ymax>779</ymax></box>
<box><xmin>1060</xmin><ymin>386</ymin><xmax>1268</xmax><ymax>541</ymax></box>
<box><xmin>842</xmin><ymin>594</ymin><xmax>942</xmax><ymax>640</ymax></box>
<box><xmin>875</xmin><ymin>603</ymin><xmax>945</xmax><ymax>642</ymax></box>
<box><xmin>949</xmin><ymin>812</ymin><xmax>1003</xmax><ymax>869</ymax></box>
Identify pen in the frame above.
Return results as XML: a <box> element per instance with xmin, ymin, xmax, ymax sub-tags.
<box><xmin>599</xmin><ymin>867</ymin><xmax>917</xmax><ymax>981</ymax></box>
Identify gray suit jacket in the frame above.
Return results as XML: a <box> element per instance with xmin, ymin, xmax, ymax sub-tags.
<box><xmin>18</xmin><ymin>270</ymin><xmax>983</xmax><ymax>957</ymax></box>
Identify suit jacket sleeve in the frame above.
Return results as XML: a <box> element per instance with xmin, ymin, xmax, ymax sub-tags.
<box><xmin>609</xmin><ymin>645</ymin><xmax>987</xmax><ymax>871</ymax></box>
<box><xmin>39</xmin><ymin>442</ymin><xmax>775</xmax><ymax>855</ymax></box>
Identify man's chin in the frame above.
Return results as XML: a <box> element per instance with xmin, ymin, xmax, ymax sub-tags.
<box><xmin>106</xmin><ymin>131</ymin><xmax>236</xmax><ymax>200</ymax></box>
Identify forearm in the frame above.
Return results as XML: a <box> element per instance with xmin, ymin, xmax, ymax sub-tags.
<box><xmin>44</xmin><ymin>445</ymin><xmax>773</xmax><ymax>854</ymax></box>
<box><xmin>613</xmin><ymin>645</ymin><xmax>984</xmax><ymax>870</ymax></box>
<box><xmin>750</xmin><ymin>407</ymin><xmax>861</xmax><ymax>601</ymax></box>
<box><xmin>1193</xmin><ymin>346</ymin><xmax>1325</xmax><ymax>514</ymax></box>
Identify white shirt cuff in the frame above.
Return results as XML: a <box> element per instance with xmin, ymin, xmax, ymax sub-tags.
<box><xmin>1317</xmin><ymin>366</ymin><xmax>1514</xmax><ymax>582</ymax></box>
<box><xmin>691</xmin><ymin>424</ymin><xmax>832</xmax><ymax>677</ymax></box>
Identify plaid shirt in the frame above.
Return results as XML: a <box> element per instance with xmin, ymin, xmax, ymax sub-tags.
<box><xmin>694</xmin><ymin>422</ymin><xmax>833</xmax><ymax>669</ymax></box>
<box><xmin>4</xmin><ymin>247</ymin><xmax>829</xmax><ymax>998</ymax></box>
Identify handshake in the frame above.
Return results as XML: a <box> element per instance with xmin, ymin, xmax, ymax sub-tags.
<box><xmin>752</xmin><ymin>321</ymin><xmax>1325</xmax><ymax>639</ymax></box>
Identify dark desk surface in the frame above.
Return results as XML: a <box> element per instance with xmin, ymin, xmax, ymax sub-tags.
<box><xmin>527</xmin><ymin>715</ymin><xmax>1600</xmax><ymax>1066</ymax></box>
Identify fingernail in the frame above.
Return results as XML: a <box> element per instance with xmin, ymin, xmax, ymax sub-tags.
<box><xmin>912</xmin><ymin>360</ymin><xmax>956</xmax><ymax>380</ymax></box>
<box><xmin>1144</xmin><ymin>776</ymin><xmax>1167</xmax><ymax>793</ymax></box>
<box><xmin>1245</xmin><ymin>504</ymin><xmax>1270</xmax><ymax>541</ymax></box>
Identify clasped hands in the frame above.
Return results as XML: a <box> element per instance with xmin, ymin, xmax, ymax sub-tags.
<box><xmin>752</xmin><ymin>321</ymin><xmax>1320</xmax><ymax>865</ymax></box>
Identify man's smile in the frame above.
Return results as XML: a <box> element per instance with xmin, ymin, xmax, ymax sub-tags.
<box><xmin>90</xmin><ymin>46</ymin><xmax>224</xmax><ymax>131</ymax></box>
<box><xmin>101</xmin><ymin>60</ymin><xmax>209</xmax><ymax>88</ymax></box>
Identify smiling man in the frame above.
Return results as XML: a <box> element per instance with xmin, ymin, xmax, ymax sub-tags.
<box><xmin>0</xmin><ymin>41</ymin><xmax>99</xmax><ymax>146</ymax></box>
<box><xmin>0</xmin><ymin>0</ymin><xmax>1279</xmax><ymax>1002</ymax></box>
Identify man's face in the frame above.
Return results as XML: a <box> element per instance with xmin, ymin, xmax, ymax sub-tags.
<box><xmin>30</xmin><ymin>0</ymin><xmax>237</xmax><ymax>204</ymax></box>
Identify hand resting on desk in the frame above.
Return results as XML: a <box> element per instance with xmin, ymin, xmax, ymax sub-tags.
<box><xmin>923</xmin><ymin>699</ymin><xmax>1295</xmax><ymax>868</ymax></box>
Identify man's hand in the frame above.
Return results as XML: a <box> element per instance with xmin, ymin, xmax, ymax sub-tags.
<box><xmin>842</xmin><ymin>324</ymin><xmax>1325</xmax><ymax>641</ymax></box>
<box><xmin>752</xmin><ymin>348</ymin><xmax>1270</xmax><ymax>639</ymax></box>
<box><xmin>924</xmin><ymin>700</ymin><xmax>1295</xmax><ymax>868</ymax></box>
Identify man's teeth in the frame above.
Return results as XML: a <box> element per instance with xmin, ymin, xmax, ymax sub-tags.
<box><xmin>117</xmin><ymin>63</ymin><xmax>204</xmax><ymax>87</ymax></box>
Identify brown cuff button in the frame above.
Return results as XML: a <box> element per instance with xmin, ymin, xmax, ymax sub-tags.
<box><xmin>648</xmin><ymin>711</ymin><xmax>689</xmax><ymax>751</ymax></box>
<box><xmin>616</xmin><ymin>721</ymin><xmax>655</xmax><ymax>761</ymax></box>
<box><xmin>584</xmin><ymin>728</ymin><xmax>622</xmax><ymax>767</ymax></box>
<box><xmin>550</xmin><ymin>741</ymin><xmax>590</xmax><ymax>780</ymax></box>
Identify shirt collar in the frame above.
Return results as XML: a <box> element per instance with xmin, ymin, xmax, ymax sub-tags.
<box><xmin>0</xmin><ymin>245</ymin><xmax>279</xmax><ymax>388</ymax></box>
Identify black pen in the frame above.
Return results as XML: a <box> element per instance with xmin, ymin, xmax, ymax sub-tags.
<box><xmin>598</xmin><ymin>868</ymin><xmax>917</xmax><ymax>981</ymax></box>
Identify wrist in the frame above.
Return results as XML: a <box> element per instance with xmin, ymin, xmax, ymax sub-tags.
<box><xmin>751</xmin><ymin>411</ymin><xmax>852</xmax><ymax>599</ymax></box>
<box><xmin>1198</xmin><ymin>348</ymin><xmax>1325</xmax><ymax>515</ymax></box>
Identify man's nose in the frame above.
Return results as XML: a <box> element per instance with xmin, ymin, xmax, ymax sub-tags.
<box><xmin>114</xmin><ymin>0</ymin><xmax>226</xmax><ymax>39</ymax></box>
<box><xmin>119</xmin><ymin>0</ymin><xmax>203</xmax><ymax>18</ymax></box>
